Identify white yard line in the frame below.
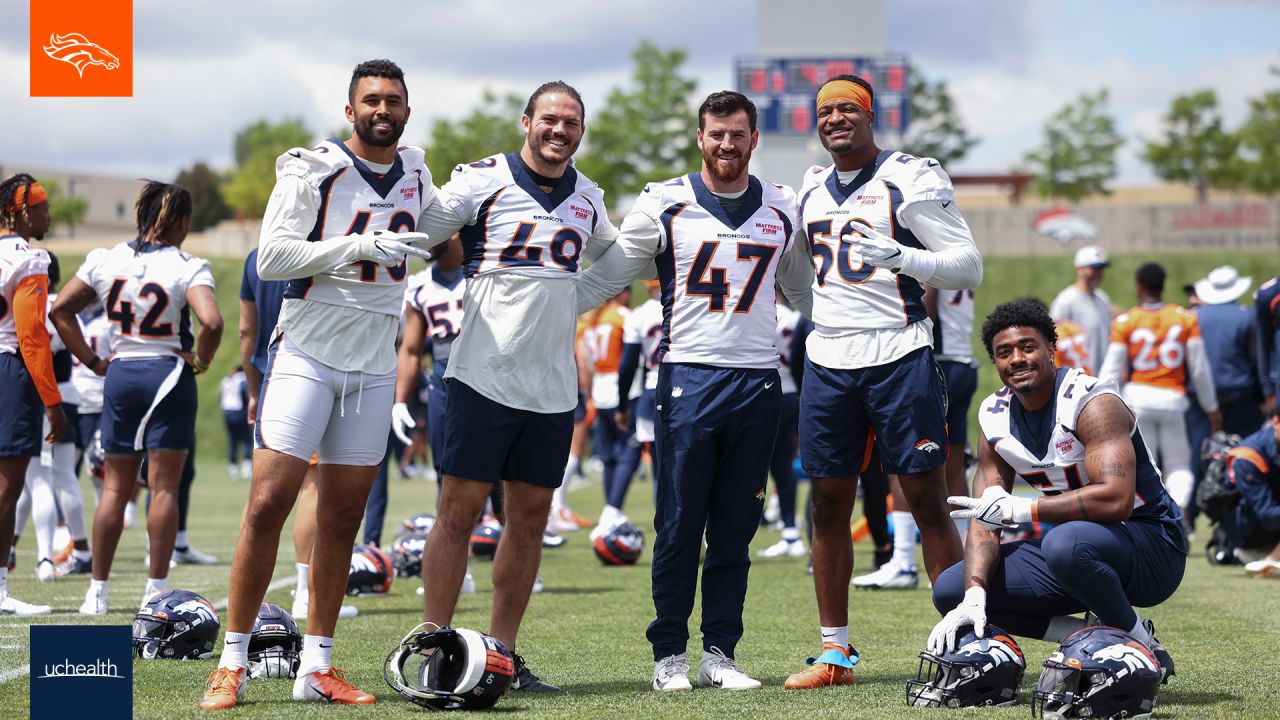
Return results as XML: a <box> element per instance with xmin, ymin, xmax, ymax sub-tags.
<box><xmin>0</xmin><ymin>664</ymin><xmax>30</xmax><ymax>684</ymax></box>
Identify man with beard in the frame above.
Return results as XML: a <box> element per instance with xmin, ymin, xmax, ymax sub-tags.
<box><xmin>413</xmin><ymin>81</ymin><xmax>618</xmax><ymax>694</ymax></box>
<box><xmin>577</xmin><ymin>91</ymin><xmax>813</xmax><ymax>692</ymax></box>
<box><xmin>783</xmin><ymin>74</ymin><xmax>982</xmax><ymax>690</ymax></box>
<box><xmin>200</xmin><ymin>59</ymin><xmax>436</xmax><ymax>710</ymax></box>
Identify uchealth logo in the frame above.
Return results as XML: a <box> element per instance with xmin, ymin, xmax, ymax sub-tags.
<box><xmin>31</xmin><ymin>625</ymin><xmax>133</xmax><ymax>719</ymax></box>
<box><xmin>30</xmin><ymin>0</ymin><xmax>133</xmax><ymax>97</ymax></box>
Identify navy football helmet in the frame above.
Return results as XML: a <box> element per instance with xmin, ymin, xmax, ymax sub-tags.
<box><xmin>402</xmin><ymin>512</ymin><xmax>436</xmax><ymax>536</ymax></box>
<box><xmin>592</xmin><ymin>521</ymin><xmax>645</xmax><ymax>565</ymax></box>
<box><xmin>384</xmin><ymin>624</ymin><xmax>514</xmax><ymax>710</ymax></box>
<box><xmin>470</xmin><ymin>521</ymin><xmax>502</xmax><ymax>559</ymax></box>
<box><xmin>347</xmin><ymin>544</ymin><xmax>394</xmax><ymax>596</ymax></box>
<box><xmin>392</xmin><ymin>531</ymin><xmax>428</xmax><ymax>578</ymax></box>
<box><xmin>907</xmin><ymin>624</ymin><xmax>1025</xmax><ymax>708</ymax></box>
<box><xmin>132</xmin><ymin>589</ymin><xmax>220</xmax><ymax>660</ymax></box>
<box><xmin>1033</xmin><ymin>627</ymin><xmax>1163</xmax><ymax>719</ymax></box>
<box><xmin>248</xmin><ymin>602</ymin><xmax>302</xmax><ymax>679</ymax></box>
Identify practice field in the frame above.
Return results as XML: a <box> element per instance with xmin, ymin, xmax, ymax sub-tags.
<box><xmin>2</xmin><ymin>460</ymin><xmax>1278</xmax><ymax>719</ymax></box>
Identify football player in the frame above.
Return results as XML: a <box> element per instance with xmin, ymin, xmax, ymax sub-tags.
<box><xmin>1256</xmin><ymin>276</ymin><xmax>1280</xmax><ymax>414</ymax></box>
<box><xmin>577</xmin><ymin>90</ymin><xmax>813</xmax><ymax>692</ymax></box>
<box><xmin>0</xmin><ymin>173</ymin><xmax>62</xmax><ymax>616</ymax></box>
<box><xmin>199</xmin><ymin>59</ymin><xmax>436</xmax><ymax>710</ymax></box>
<box><xmin>930</xmin><ymin>299</ymin><xmax>1181</xmax><ymax>682</ymax></box>
<box><xmin>414</xmin><ymin>81</ymin><xmax>619</xmax><ymax>694</ymax></box>
<box><xmin>785</xmin><ymin>74</ymin><xmax>981</xmax><ymax>689</ymax></box>
<box><xmin>758</xmin><ymin>292</ymin><xmax>805</xmax><ymax>558</ymax></box>
<box><xmin>583</xmin><ymin>288</ymin><xmax>636</xmax><ymax>535</ymax></box>
<box><xmin>1099</xmin><ymin>262</ymin><xmax>1220</xmax><ymax>518</ymax></box>
<box><xmin>51</xmin><ymin>181</ymin><xmax>223</xmax><ymax>616</ymax></box>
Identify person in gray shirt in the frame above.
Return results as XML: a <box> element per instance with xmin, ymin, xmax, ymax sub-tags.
<box><xmin>1050</xmin><ymin>245</ymin><xmax>1113</xmax><ymax>370</ymax></box>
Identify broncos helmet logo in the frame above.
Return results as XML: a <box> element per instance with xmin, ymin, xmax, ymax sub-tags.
<box><xmin>1093</xmin><ymin>643</ymin><xmax>1159</xmax><ymax>674</ymax></box>
<box><xmin>43</xmin><ymin>33</ymin><xmax>120</xmax><ymax>78</ymax></box>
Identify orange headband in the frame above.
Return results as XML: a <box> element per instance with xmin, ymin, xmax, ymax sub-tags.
<box><xmin>816</xmin><ymin>80</ymin><xmax>872</xmax><ymax>114</ymax></box>
<box><xmin>10</xmin><ymin>181</ymin><xmax>48</xmax><ymax>211</ymax></box>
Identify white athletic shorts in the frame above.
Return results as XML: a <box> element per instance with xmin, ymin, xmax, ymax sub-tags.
<box><xmin>254</xmin><ymin>335</ymin><xmax>394</xmax><ymax>466</ymax></box>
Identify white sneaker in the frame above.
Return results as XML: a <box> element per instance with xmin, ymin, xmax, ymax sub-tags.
<box><xmin>852</xmin><ymin>561</ymin><xmax>919</xmax><ymax>590</ymax></box>
<box><xmin>542</xmin><ymin>529</ymin><xmax>567</xmax><ymax>548</ymax></box>
<box><xmin>78</xmin><ymin>586</ymin><xmax>108</xmax><ymax>616</ymax></box>
<box><xmin>173</xmin><ymin>546</ymin><xmax>219</xmax><ymax>565</ymax></box>
<box><xmin>239</xmin><ymin>460</ymin><xmax>253</xmax><ymax>479</ymax></box>
<box><xmin>762</xmin><ymin>493</ymin><xmax>781</xmax><ymax>525</ymax></box>
<box><xmin>653</xmin><ymin>653</ymin><xmax>692</xmax><ymax>691</ymax></box>
<box><xmin>462</xmin><ymin>568</ymin><xmax>477</xmax><ymax>594</ymax></box>
<box><xmin>1</xmin><ymin>592</ymin><xmax>52</xmax><ymax>616</ymax></box>
<box><xmin>590</xmin><ymin>507</ymin><xmax>621</xmax><ymax>541</ymax></box>
<box><xmin>532</xmin><ymin>575</ymin><xmax>543</xmax><ymax>593</ymax></box>
<box><xmin>123</xmin><ymin>501</ymin><xmax>136</xmax><ymax>529</ymax></box>
<box><xmin>758</xmin><ymin>538</ymin><xmax>806</xmax><ymax>558</ymax></box>
<box><xmin>228</xmin><ymin>463</ymin><xmax>240</xmax><ymax>480</ymax></box>
<box><xmin>546</xmin><ymin>507</ymin><xmax>580</xmax><ymax>534</ymax></box>
<box><xmin>36</xmin><ymin>558</ymin><xmax>55</xmax><ymax>582</ymax></box>
<box><xmin>697</xmin><ymin>647</ymin><xmax>760</xmax><ymax>690</ymax></box>
<box><xmin>1245</xmin><ymin>558</ymin><xmax>1280</xmax><ymax>578</ymax></box>
<box><xmin>290</xmin><ymin>590</ymin><xmax>358</xmax><ymax>620</ymax></box>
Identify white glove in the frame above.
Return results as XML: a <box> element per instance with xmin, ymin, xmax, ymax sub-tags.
<box><xmin>927</xmin><ymin>586</ymin><xmax>987</xmax><ymax>655</ymax></box>
<box><xmin>391</xmin><ymin>402</ymin><xmax>416</xmax><ymax>445</ymax></box>
<box><xmin>948</xmin><ymin>485</ymin><xmax>1034</xmax><ymax>532</ymax></box>
<box><xmin>843</xmin><ymin>223</ymin><xmax>904</xmax><ymax>271</ymax></box>
<box><xmin>357</xmin><ymin>231</ymin><xmax>434</xmax><ymax>266</ymax></box>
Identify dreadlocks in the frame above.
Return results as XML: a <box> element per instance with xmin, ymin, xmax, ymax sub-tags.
<box><xmin>135</xmin><ymin>180</ymin><xmax>192</xmax><ymax>246</ymax></box>
<box><xmin>0</xmin><ymin>173</ymin><xmax>39</xmax><ymax>230</ymax></box>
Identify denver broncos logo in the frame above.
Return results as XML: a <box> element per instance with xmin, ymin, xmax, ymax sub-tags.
<box><xmin>43</xmin><ymin>33</ymin><xmax>120</xmax><ymax>78</ymax></box>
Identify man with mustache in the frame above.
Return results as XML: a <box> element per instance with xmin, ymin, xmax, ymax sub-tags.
<box><xmin>414</xmin><ymin>81</ymin><xmax>619</xmax><ymax>694</ymax></box>
<box><xmin>784</xmin><ymin>74</ymin><xmax>982</xmax><ymax>690</ymax></box>
<box><xmin>201</xmin><ymin>59</ymin><xmax>436</xmax><ymax>710</ymax></box>
<box><xmin>577</xmin><ymin>90</ymin><xmax>813</xmax><ymax>692</ymax></box>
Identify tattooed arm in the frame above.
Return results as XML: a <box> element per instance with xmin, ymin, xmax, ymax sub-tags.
<box><xmin>1033</xmin><ymin>393</ymin><xmax>1137</xmax><ymax>523</ymax></box>
<box><xmin>962</xmin><ymin>434</ymin><xmax>1014</xmax><ymax>590</ymax></box>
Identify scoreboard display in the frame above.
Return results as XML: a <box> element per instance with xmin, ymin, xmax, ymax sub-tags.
<box><xmin>735</xmin><ymin>57</ymin><xmax>910</xmax><ymax>135</ymax></box>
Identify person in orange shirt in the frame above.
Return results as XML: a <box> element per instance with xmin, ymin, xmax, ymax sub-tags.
<box><xmin>1100</xmin><ymin>263</ymin><xmax>1221</xmax><ymax>517</ymax></box>
<box><xmin>0</xmin><ymin>173</ymin><xmax>66</xmax><ymax>616</ymax></box>
<box><xmin>1054</xmin><ymin>317</ymin><xmax>1093</xmax><ymax>375</ymax></box>
<box><xmin>583</xmin><ymin>287</ymin><xmax>636</xmax><ymax>536</ymax></box>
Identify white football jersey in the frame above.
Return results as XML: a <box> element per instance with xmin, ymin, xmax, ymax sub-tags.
<box><xmin>640</xmin><ymin>173</ymin><xmax>798</xmax><ymax>368</ymax></box>
<box><xmin>0</xmin><ymin>234</ymin><xmax>50</xmax><ymax>355</ymax></box>
<box><xmin>45</xmin><ymin>293</ymin><xmax>81</xmax><ymax>405</ymax></box>
<box><xmin>278</xmin><ymin>139</ymin><xmax>433</xmax><ymax>317</ymax></box>
<box><xmin>622</xmin><ymin>297</ymin><xmax>664</xmax><ymax>391</ymax></box>
<box><xmin>799</xmin><ymin>150</ymin><xmax>954</xmax><ymax>332</ymax></box>
<box><xmin>776</xmin><ymin>304</ymin><xmax>801</xmax><ymax>394</ymax></box>
<box><xmin>71</xmin><ymin>310</ymin><xmax>111</xmax><ymax>413</ymax></box>
<box><xmin>934</xmin><ymin>288</ymin><xmax>975</xmax><ymax>362</ymax></box>
<box><xmin>405</xmin><ymin>266</ymin><xmax>466</xmax><ymax>363</ymax></box>
<box><xmin>442</xmin><ymin>153</ymin><xmax>606</xmax><ymax>280</ymax></box>
<box><xmin>75</xmin><ymin>242</ymin><xmax>215</xmax><ymax>359</ymax></box>
<box><xmin>977</xmin><ymin>367</ymin><xmax>1179</xmax><ymax>524</ymax></box>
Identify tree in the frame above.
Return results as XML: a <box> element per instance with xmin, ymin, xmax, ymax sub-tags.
<box><xmin>422</xmin><ymin>91</ymin><xmax>526</xmax><ymax>183</ymax></box>
<box><xmin>576</xmin><ymin>42</ymin><xmax>701</xmax><ymax>204</ymax></box>
<box><xmin>1142</xmin><ymin>90</ymin><xmax>1241</xmax><ymax>203</ymax></box>
<box><xmin>1238</xmin><ymin>67</ymin><xmax>1280</xmax><ymax>197</ymax></box>
<box><xmin>40</xmin><ymin>178</ymin><xmax>88</xmax><ymax>237</ymax></box>
<box><xmin>901</xmin><ymin>65</ymin><xmax>978</xmax><ymax>165</ymax></box>
<box><xmin>175</xmin><ymin>161</ymin><xmax>232</xmax><ymax>232</ymax></box>
<box><xmin>1022</xmin><ymin>90</ymin><xmax>1124</xmax><ymax>203</ymax></box>
<box><xmin>223</xmin><ymin>119</ymin><xmax>313</xmax><ymax>217</ymax></box>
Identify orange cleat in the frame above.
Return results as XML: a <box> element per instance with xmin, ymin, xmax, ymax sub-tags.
<box><xmin>52</xmin><ymin>538</ymin><xmax>74</xmax><ymax>565</ymax></box>
<box><xmin>198</xmin><ymin>667</ymin><xmax>247</xmax><ymax>710</ymax></box>
<box><xmin>293</xmin><ymin>667</ymin><xmax>376</xmax><ymax>704</ymax></box>
<box><xmin>783</xmin><ymin>643</ymin><xmax>858</xmax><ymax>690</ymax></box>
<box><xmin>569</xmin><ymin>510</ymin><xmax>593</xmax><ymax>528</ymax></box>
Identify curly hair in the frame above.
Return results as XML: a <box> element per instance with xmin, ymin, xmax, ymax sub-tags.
<box><xmin>0</xmin><ymin>173</ymin><xmax>38</xmax><ymax>230</ymax></box>
<box><xmin>981</xmin><ymin>298</ymin><xmax>1058</xmax><ymax>360</ymax></box>
<box><xmin>135</xmin><ymin>180</ymin><xmax>192</xmax><ymax>246</ymax></box>
<box><xmin>349</xmin><ymin>59</ymin><xmax>407</xmax><ymax>104</ymax></box>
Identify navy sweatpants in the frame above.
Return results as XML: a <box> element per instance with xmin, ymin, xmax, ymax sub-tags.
<box><xmin>647</xmin><ymin>363</ymin><xmax>780</xmax><ymax>660</ymax></box>
<box><xmin>932</xmin><ymin>517</ymin><xmax>1187</xmax><ymax>638</ymax></box>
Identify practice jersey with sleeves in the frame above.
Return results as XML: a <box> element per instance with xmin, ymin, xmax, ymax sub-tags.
<box><xmin>261</xmin><ymin>139</ymin><xmax>435</xmax><ymax>374</ymax></box>
<box><xmin>933</xmin><ymin>288</ymin><xmax>975</xmax><ymax>363</ymax></box>
<box><xmin>623</xmin><ymin>297</ymin><xmax>664</xmax><ymax>392</ymax></box>
<box><xmin>1255</xmin><ymin>276</ymin><xmax>1280</xmax><ymax>397</ymax></box>
<box><xmin>405</xmin><ymin>266</ymin><xmax>465</xmax><ymax>363</ymax></box>
<box><xmin>978</xmin><ymin>367</ymin><xmax>1180</xmax><ymax>528</ymax></box>
<box><xmin>0</xmin><ymin>234</ymin><xmax>51</xmax><ymax>354</ymax></box>
<box><xmin>1054</xmin><ymin>318</ymin><xmax>1093</xmax><ymax>375</ymax></box>
<box><xmin>71</xmin><ymin>310</ymin><xmax>111</xmax><ymax>413</ymax></box>
<box><xmin>639</xmin><ymin>173</ymin><xmax>799</xmax><ymax>368</ymax></box>
<box><xmin>44</xmin><ymin>293</ymin><xmax>80</xmax><ymax>405</ymax></box>
<box><xmin>1100</xmin><ymin>303</ymin><xmax>1216</xmax><ymax>413</ymax></box>
<box><xmin>776</xmin><ymin>304</ymin><xmax>800</xmax><ymax>394</ymax></box>
<box><xmin>75</xmin><ymin>241</ymin><xmax>214</xmax><ymax>359</ymax></box>
<box><xmin>799</xmin><ymin>150</ymin><xmax>968</xmax><ymax>369</ymax></box>
<box><xmin>419</xmin><ymin>153</ymin><xmax>618</xmax><ymax>414</ymax></box>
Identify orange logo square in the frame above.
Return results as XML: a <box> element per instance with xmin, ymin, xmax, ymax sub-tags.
<box><xmin>30</xmin><ymin>0</ymin><xmax>132</xmax><ymax>97</ymax></box>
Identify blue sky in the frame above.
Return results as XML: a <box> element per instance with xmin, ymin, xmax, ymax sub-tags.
<box><xmin>1</xmin><ymin>0</ymin><xmax>1277</xmax><ymax>186</ymax></box>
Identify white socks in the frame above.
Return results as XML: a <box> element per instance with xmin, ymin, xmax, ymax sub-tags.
<box><xmin>820</xmin><ymin>625</ymin><xmax>849</xmax><ymax>649</ymax></box>
<box><xmin>144</xmin><ymin>577</ymin><xmax>168</xmax><ymax>600</ymax></box>
<box><xmin>298</xmin><ymin>635</ymin><xmax>333</xmax><ymax>677</ymax></box>
<box><xmin>89</xmin><ymin>578</ymin><xmax>108</xmax><ymax>599</ymax></box>
<box><xmin>0</xmin><ymin>567</ymin><xmax>7</xmax><ymax>595</ymax></box>
<box><xmin>891</xmin><ymin>511</ymin><xmax>918</xmax><ymax>570</ymax></box>
<box><xmin>296</xmin><ymin>563</ymin><xmax>310</xmax><ymax>596</ymax></box>
<box><xmin>219</xmin><ymin>631</ymin><xmax>251</xmax><ymax>670</ymax></box>
<box><xmin>559</xmin><ymin>455</ymin><xmax>580</xmax><ymax>493</ymax></box>
<box><xmin>782</xmin><ymin>528</ymin><xmax>801</xmax><ymax>542</ymax></box>
<box><xmin>1129</xmin><ymin>616</ymin><xmax>1153</xmax><ymax>645</ymax></box>
<box><xmin>175</xmin><ymin>530</ymin><xmax>189</xmax><ymax>549</ymax></box>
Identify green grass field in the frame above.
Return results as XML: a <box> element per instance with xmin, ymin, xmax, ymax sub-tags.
<box><xmin>2</xmin><ymin>248</ymin><xmax>1275</xmax><ymax>717</ymax></box>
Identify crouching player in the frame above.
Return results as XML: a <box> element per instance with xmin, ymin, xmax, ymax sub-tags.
<box><xmin>929</xmin><ymin>299</ymin><xmax>1183</xmax><ymax>682</ymax></box>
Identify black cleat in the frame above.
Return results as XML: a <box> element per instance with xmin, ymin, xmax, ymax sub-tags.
<box><xmin>512</xmin><ymin>654</ymin><xmax>562</xmax><ymax>693</ymax></box>
<box><xmin>1142</xmin><ymin>619</ymin><xmax>1174</xmax><ymax>683</ymax></box>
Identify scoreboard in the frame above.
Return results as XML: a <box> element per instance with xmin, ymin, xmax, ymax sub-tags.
<box><xmin>735</xmin><ymin>56</ymin><xmax>910</xmax><ymax>135</ymax></box>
